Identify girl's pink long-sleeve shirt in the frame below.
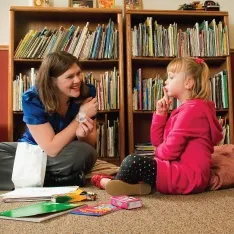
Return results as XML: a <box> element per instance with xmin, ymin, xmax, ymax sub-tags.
<box><xmin>151</xmin><ymin>99</ymin><xmax>223</xmax><ymax>194</ymax></box>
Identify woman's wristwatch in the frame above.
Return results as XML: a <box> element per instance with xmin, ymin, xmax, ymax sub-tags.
<box><xmin>75</xmin><ymin>112</ymin><xmax>87</xmax><ymax>123</ymax></box>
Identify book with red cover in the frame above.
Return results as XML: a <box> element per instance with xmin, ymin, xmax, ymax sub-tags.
<box><xmin>70</xmin><ymin>202</ymin><xmax>120</xmax><ymax>216</ymax></box>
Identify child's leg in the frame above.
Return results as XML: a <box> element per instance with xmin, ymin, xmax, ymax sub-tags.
<box><xmin>92</xmin><ymin>155</ymin><xmax>156</xmax><ymax>195</ymax></box>
<box><xmin>103</xmin><ymin>155</ymin><xmax>156</xmax><ymax>196</ymax></box>
<box><xmin>114</xmin><ymin>154</ymin><xmax>157</xmax><ymax>186</ymax></box>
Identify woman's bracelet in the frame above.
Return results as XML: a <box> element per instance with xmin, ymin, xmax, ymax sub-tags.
<box><xmin>75</xmin><ymin>112</ymin><xmax>87</xmax><ymax>123</ymax></box>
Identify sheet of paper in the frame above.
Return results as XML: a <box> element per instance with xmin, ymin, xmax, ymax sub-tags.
<box><xmin>1</xmin><ymin>186</ymin><xmax>79</xmax><ymax>198</ymax></box>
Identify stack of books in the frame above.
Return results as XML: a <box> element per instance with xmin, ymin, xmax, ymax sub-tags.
<box><xmin>135</xmin><ymin>143</ymin><xmax>154</xmax><ymax>157</ymax></box>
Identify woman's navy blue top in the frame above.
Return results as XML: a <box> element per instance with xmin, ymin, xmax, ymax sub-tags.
<box><xmin>19</xmin><ymin>84</ymin><xmax>96</xmax><ymax>145</ymax></box>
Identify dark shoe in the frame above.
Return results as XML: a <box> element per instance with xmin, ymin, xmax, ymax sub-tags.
<box><xmin>43</xmin><ymin>170</ymin><xmax>86</xmax><ymax>187</ymax></box>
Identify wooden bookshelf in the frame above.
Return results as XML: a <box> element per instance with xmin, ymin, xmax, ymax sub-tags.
<box><xmin>9</xmin><ymin>6</ymin><xmax>125</xmax><ymax>165</ymax></box>
<box><xmin>126</xmin><ymin>10</ymin><xmax>233</xmax><ymax>154</ymax></box>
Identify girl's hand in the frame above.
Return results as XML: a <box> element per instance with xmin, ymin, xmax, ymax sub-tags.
<box><xmin>156</xmin><ymin>87</ymin><xmax>172</xmax><ymax>116</ymax></box>
<box><xmin>76</xmin><ymin>117</ymin><xmax>94</xmax><ymax>139</ymax></box>
<box><xmin>79</xmin><ymin>97</ymin><xmax>98</xmax><ymax>118</ymax></box>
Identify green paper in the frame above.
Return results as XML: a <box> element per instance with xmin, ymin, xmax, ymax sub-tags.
<box><xmin>0</xmin><ymin>202</ymin><xmax>78</xmax><ymax>218</ymax></box>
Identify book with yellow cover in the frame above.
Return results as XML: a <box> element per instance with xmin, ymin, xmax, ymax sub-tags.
<box><xmin>98</xmin><ymin>0</ymin><xmax>115</xmax><ymax>8</ymax></box>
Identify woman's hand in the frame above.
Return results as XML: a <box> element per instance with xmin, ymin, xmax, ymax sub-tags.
<box><xmin>76</xmin><ymin>117</ymin><xmax>94</xmax><ymax>139</ymax></box>
<box><xmin>79</xmin><ymin>97</ymin><xmax>98</xmax><ymax>118</ymax></box>
<box><xmin>156</xmin><ymin>87</ymin><xmax>172</xmax><ymax>116</ymax></box>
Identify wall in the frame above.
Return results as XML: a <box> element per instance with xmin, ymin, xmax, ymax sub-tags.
<box><xmin>0</xmin><ymin>46</ymin><xmax>8</xmax><ymax>141</ymax></box>
<box><xmin>1</xmin><ymin>0</ymin><xmax>234</xmax><ymax>48</ymax></box>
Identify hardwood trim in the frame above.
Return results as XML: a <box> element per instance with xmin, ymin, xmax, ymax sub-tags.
<box><xmin>226</xmin><ymin>56</ymin><xmax>233</xmax><ymax>143</ymax></box>
<box><xmin>10</xmin><ymin>6</ymin><xmax>121</xmax><ymax>13</ymax></box>
<box><xmin>118</xmin><ymin>13</ymin><xmax>125</xmax><ymax>162</ymax></box>
<box><xmin>0</xmin><ymin>45</ymin><xmax>9</xmax><ymax>50</ymax></box>
<box><xmin>125</xmin><ymin>9</ymin><xmax>228</xmax><ymax>16</ymax></box>
<box><xmin>0</xmin><ymin>45</ymin><xmax>9</xmax><ymax>141</ymax></box>
<box><xmin>8</xmin><ymin>11</ymin><xmax>14</xmax><ymax>141</ymax></box>
<box><xmin>126</xmin><ymin>13</ymin><xmax>134</xmax><ymax>153</ymax></box>
<box><xmin>14</xmin><ymin>58</ymin><xmax>119</xmax><ymax>63</ymax></box>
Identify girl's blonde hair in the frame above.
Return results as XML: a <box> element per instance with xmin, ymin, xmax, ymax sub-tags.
<box><xmin>36</xmin><ymin>51</ymin><xmax>90</xmax><ymax>113</ymax></box>
<box><xmin>167</xmin><ymin>57</ymin><xmax>210</xmax><ymax>100</ymax></box>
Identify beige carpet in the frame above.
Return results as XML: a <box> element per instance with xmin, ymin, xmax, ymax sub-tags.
<box><xmin>1</xmin><ymin>187</ymin><xmax>234</xmax><ymax>234</ymax></box>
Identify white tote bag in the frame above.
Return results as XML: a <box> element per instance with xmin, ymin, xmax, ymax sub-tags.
<box><xmin>12</xmin><ymin>142</ymin><xmax>47</xmax><ymax>188</ymax></box>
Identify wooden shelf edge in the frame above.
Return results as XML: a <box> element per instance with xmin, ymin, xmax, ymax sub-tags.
<box><xmin>125</xmin><ymin>9</ymin><xmax>228</xmax><ymax>16</ymax></box>
<box><xmin>14</xmin><ymin>59</ymin><xmax>119</xmax><ymax>63</ymax></box>
<box><xmin>0</xmin><ymin>45</ymin><xmax>9</xmax><ymax>50</ymax></box>
<box><xmin>131</xmin><ymin>56</ymin><xmax>227</xmax><ymax>66</ymax></box>
<box><xmin>14</xmin><ymin>57</ymin><xmax>226</xmax><ymax>63</ymax></box>
<box><xmin>132</xmin><ymin>56</ymin><xmax>227</xmax><ymax>61</ymax></box>
<box><xmin>98</xmin><ymin>157</ymin><xmax>120</xmax><ymax>160</ymax></box>
<box><xmin>98</xmin><ymin>157</ymin><xmax>120</xmax><ymax>165</ymax></box>
<box><xmin>10</xmin><ymin>6</ymin><xmax>122</xmax><ymax>14</ymax></box>
<box><xmin>133</xmin><ymin>109</ymin><xmax>229</xmax><ymax>114</ymax></box>
<box><xmin>98</xmin><ymin>110</ymin><xmax>120</xmax><ymax>113</ymax></box>
<box><xmin>13</xmin><ymin>110</ymin><xmax>120</xmax><ymax>114</ymax></box>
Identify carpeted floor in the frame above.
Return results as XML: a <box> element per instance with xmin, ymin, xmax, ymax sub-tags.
<box><xmin>1</xmin><ymin>187</ymin><xmax>234</xmax><ymax>234</ymax></box>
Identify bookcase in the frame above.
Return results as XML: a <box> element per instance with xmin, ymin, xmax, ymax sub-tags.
<box><xmin>8</xmin><ymin>6</ymin><xmax>125</xmax><ymax>165</ymax></box>
<box><xmin>125</xmin><ymin>10</ymin><xmax>233</xmax><ymax>154</ymax></box>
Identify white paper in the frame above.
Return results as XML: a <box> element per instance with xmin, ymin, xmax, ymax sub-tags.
<box><xmin>1</xmin><ymin>186</ymin><xmax>78</xmax><ymax>198</ymax></box>
<box><xmin>12</xmin><ymin>142</ymin><xmax>47</xmax><ymax>188</ymax></box>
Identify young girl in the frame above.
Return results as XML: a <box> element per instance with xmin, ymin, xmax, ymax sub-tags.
<box><xmin>92</xmin><ymin>57</ymin><xmax>223</xmax><ymax>196</ymax></box>
<box><xmin>0</xmin><ymin>51</ymin><xmax>98</xmax><ymax>190</ymax></box>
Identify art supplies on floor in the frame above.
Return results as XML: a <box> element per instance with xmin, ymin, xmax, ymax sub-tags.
<box><xmin>70</xmin><ymin>202</ymin><xmax>121</xmax><ymax>217</ymax></box>
<box><xmin>51</xmin><ymin>188</ymin><xmax>97</xmax><ymax>203</ymax></box>
<box><xmin>0</xmin><ymin>186</ymin><xmax>79</xmax><ymax>202</ymax></box>
<box><xmin>0</xmin><ymin>202</ymin><xmax>84</xmax><ymax>223</ymax></box>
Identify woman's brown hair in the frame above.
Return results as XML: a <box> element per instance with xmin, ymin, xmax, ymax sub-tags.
<box><xmin>167</xmin><ymin>57</ymin><xmax>210</xmax><ymax>100</ymax></box>
<box><xmin>36</xmin><ymin>51</ymin><xmax>90</xmax><ymax>113</ymax></box>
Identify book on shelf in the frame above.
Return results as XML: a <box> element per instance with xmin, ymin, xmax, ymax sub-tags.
<box><xmin>131</xmin><ymin>17</ymin><xmax>229</xmax><ymax>57</ymax></box>
<box><xmin>0</xmin><ymin>202</ymin><xmax>83</xmax><ymax>223</ymax></box>
<box><xmin>98</xmin><ymin>0</ymin><xmax>115</xmax><ymax>9</ymax></box>
<box><xmin>14</xmin><ymin>19</ymin><xmax>118</xmax><ymax>60</ymax></box>
<box><xmin>13</xmin><ymin>68</ymin><xmax>36</xmax><ymax>112</ymax></box>
<box><xmin>210</xmin><ymin>70</ymin><xmax>229</xmax><ymax>109</ymax></box>
<box><xmin>96</xmin><ymin>115</ymin><xmax>119</xmax><ymax>158</ymax></box>
<box><xmin>218</xmin><ymin>116</ymin><xmax>230</xmax><ymax>144</ymax></box>
<box><xmin>133</xmin><ymin>69</ymin><xmax>164</xmax><ymax>111</ymax></box>
<box><xmin>0</xmin><ymin>186</ymin><xmax>79</xmax><ymax>203</ymax></box>
<box><xmin>135</xmin><ymin>142</ymin><xmax>154</xmax><ymax>157</ymax></box>
<box><xmin>133</xmin><ymin>68</ymin><xmax>229</xmax><ymax>112</ymax></box>
<box><xmin>84</xmin><ymin>67</ymin><xmax>119</xmax><ymax>111</ymax></box>
<box><xmin>13</xmin><ymin>67</ymin><xmax>119</xmax><ymax>112</ymax></box>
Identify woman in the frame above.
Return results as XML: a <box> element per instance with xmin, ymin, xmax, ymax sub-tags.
<box><xmin>0</xmin><ymin>51</ymin><xmax>98</xmax><ymax>190</ymax></box>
